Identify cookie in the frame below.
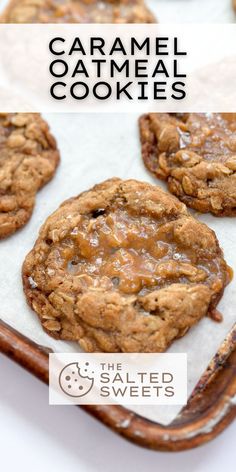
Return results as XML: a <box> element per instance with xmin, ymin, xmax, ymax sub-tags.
<box><xmin>0</xmin><ymin>113</ymin><xmax>59</xmax><ymax>239</ymax></box>
<box><xmin>22</xmin><ymin>178</ymin><xmax>229</xmax><ymax>353</ymax></box>
<box><xmin>0</xmin><ymin>0</ymin><xmax>156</xmax><ymax>23</ymax></box>
<box><xmin>139</xmin><ymin>113</ymin><xmax>236</xmax><ymax>216</ymax></box>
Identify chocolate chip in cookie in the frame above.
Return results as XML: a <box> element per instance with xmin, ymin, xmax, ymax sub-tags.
<box><xmin>22</xmin><ymin>178</ymin><xmax>229</xmax><ymax>353</ymax></box>
<box><xmin>0</xmin><ymin>0</ymin><xmax>156</xmax><ymax>24</ymax></box>
<box><xmin>139</xmin><ymin>113</ymin><xmax>236</xmax><ymax>216</ymax></box>
<box><xmin>0</xmin><ymin>113</ymin><xmax>60</xmax><ymax>239</ymax></box>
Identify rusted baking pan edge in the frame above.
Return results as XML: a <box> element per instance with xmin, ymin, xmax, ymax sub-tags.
<box><xmin>0</xmin><ymin>318</ymin><xmax>235</xmax><ymax>452</ymax></box>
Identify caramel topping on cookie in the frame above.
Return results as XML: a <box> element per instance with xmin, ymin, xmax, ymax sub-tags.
<box><xmin>139</xmin><ymin>113</ymin><xmax>236</xmax><ymax>216</ymax></box>
<box><xmin>22</xmin><ymin>178</ymin><xmax>228</xmax><ymax>352</ymax></box>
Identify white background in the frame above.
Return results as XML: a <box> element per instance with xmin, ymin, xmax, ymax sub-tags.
<box><xmin>0</xmin><ymin>354</ymin><xmax>235</xmax><ymax>471</ymax></box>
<box><xmin>1</xmin><ymin>24</ymin><xmax>236</xmax><ymax>112</ymax></box>
<box><xmin>0</xmin><ymin>0</ymin><xmax>235</xmax><ymax>470</ymax></box>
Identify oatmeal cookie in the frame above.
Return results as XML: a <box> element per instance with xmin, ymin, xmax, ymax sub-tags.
<box><xmin>0</xmin><ymin>113</ymin><xmax>59</xmax><ymax>239</ymax></box>
<box><xmin>22</xmin><ymin>178</ymin><xmax>229</xmax><ymax>353</ymax></box>
<box><xmin>0</xmin><ymin>0</ymin><xmax>156</xmax><ymax>23</ymax></box>
<box><xmin>139</xmin><ymin>113</ymin><xmax>236</xmax><ymax>216</ymax></box>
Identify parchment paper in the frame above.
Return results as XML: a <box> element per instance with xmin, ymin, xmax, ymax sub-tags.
<box><xmin>0</xmin><ymin>113</ymin><xmax>235</xmax><ymax>425</ymax></box>
<box><xmin>0</xmin><ymin>0</ymin><xmax>235</xmax><ymax>426</ymax></box>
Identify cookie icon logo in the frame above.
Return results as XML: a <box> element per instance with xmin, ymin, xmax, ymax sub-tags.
<box><xmin>59</xmin><ymin>362</ymin><xmax>94</xmax><ymax>397</ymax></box>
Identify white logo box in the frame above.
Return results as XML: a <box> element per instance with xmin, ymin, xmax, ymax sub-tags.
<box><xmin>49</xmin><ymin>353</ymin><xmax>187</xmax><ymax>405</ymax></box>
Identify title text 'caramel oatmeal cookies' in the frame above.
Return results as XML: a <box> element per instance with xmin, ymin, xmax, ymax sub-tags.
<box><xmin>0</xmin><ymin>0</ymin><xmax>156</xmax><ymax>23</ymax></box>
<box><xmin>0</xmin><ymin>113</ymin><xmax>60</xmax><ymax>239</ymax></box>
<box><xmin>22</xmin><ymin>178</ymin><xmax>229</xmax><ymax>353</ymax></box>
<box><xmin>139</xmin><ymin>113</ymin><xmax>236</xmax><ymax>216</ymax></box>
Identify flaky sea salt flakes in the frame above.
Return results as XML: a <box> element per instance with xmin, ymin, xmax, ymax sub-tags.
<box><xmin>28</xmin><ymin>276</ymin><xmax>38</xmax><ymax>289</ymax></box>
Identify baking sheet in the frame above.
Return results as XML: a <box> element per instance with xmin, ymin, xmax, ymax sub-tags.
<box><xmin>0</xmin><ymin>0</ymin><xmax>235</xmax><ymax>426</ymax></box>
<box><xmin>0</xmin><ymin>113</ymin><xmax>235</xmax><ymax>425</ymax></box>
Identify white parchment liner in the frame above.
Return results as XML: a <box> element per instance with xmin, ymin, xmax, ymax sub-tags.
<box><xmin>0</xmin><ymin>0</ymin><xmax>235</xmax><ymax>426</ymax></box>
<box><xmin>0</xmin><ymin>113</ymin><xmax>235</xmax><ymax>425</ymax></box>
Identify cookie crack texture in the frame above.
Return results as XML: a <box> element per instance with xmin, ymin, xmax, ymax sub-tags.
<box><xmin>0</xmin><ymin>113</ymin><xmax>60</xmax><ymax>238</ymax></box>
<box><xmin>22</xmin><ymin>178</ymin><xmax>229</xmax><ymax>353</ymax></box>
<box><xmin>139</xmin><ymin>113</ymin><xmax>236</xmax><ymax>216</ymax></box>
